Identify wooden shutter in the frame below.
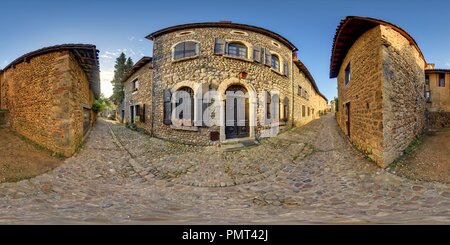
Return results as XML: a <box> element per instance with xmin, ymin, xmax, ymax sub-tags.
<box><xmin>163</xmin><ymin>89</ymin><xmax>172</xmax><ymax>125</ymax></box>
<box><xmin>283</xmin><ymin>59</ymin><xmax>289</xmax><ymax>76</ymax></box>
<box><xmin>214</xmin><ymin>38</ymin><xmax>225</xmax><ymax>55</ymax></box>
<box><xmin>253</xmin><ymin>45</ymin><xmax>261</xmax><ymax>62</ymax></box>
<box><xmin>264</xmin><ymin>48</ymin><xmax>271</xmax><ymax>66</ymax></box>
<box><xmin>141</xmin><ymin>104</ymin><xmax>146</xmax><ymax>123</ymax></box>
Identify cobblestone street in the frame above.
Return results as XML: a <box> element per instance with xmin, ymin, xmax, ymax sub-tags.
<box><xmin>1</xmin><ymin>114</ymin><xmax>450</xmax><ymax>224</ymax></box>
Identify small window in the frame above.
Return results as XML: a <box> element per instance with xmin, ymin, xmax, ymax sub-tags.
<box><xmin>173</xmin><ymin>41</ymin><xmax>199</xmax><ymax>60</ymax></box>
<box><xmin>425</xmin><ymin>75</ymin><xmax>430</xmax><ymax>85</ymax></box>
<box><xmin>297</xmin><ymin>85</ymin><xmax>302</xmax><ymax>96</ymax></box>
<box><xmin>272</xmin><ymin>41</ymin><xmax>280</xmax><ymax>47</ymax></box>
<box><xmin>439</xmin><ymin>74</ymin><xmax>446</xmax><ymax>87</ymax></box>
<box><xmin>308</xmin><ymin>107</ymin><xmax>310</xmax><ymax>116</ymax></box>
<box><xmin>271</xmin><ymin>54</ymin><xmax>280</xmax><ymax>71</ymax></box>
<box><xmin>230</xmin><ymin>30</ymin><xmax>248</xmax><ymax>36</ymax></box>
<box><xmin>132</xmin><ymin>79</ymin><xmax>139</xmax><ymax>91</ymax></box>
<box><xmin>302</xmin><ymin>105</ymin><xmax>306</xmax><ymax>117</ymax></box>
<box><xmin>176</xmin><ymin>31</ymin><xmax>194</xmax><ymax>37</ymax></box>
<box><xmin>227</xmin><ymin>43</ymin><xmax>247</xmax><ymax>59</ymax></box>
<box><xmin>425</xmin><ymin>91</ymin><xmax>431</xmax><ymax>102</ymax></box>
<box><xmin>345</xmin><ymin>63</ymin><xmax>351</xmax><ymax>85</ymax></box>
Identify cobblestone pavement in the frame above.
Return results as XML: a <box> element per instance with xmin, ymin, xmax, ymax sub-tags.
<box><xmin>1</xmin><ymin>115</ymin><xmax>450</xmax><ymax>224</ymax></box>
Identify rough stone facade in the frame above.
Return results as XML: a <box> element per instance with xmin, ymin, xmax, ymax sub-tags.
<box><xmin>122</xmin><ymin>57</ymin><xmax>153</xmax><ymax>133</ymax></box>
<box><xmin>0</xmin><ymin>45</ymin><xmax>100</xmax><ymax>156</ymax></box>
<box><xmin>293</xmin><ymin>62</ymin><xmax>328</xmax><ymax>127</ymax></box>
<box><xmin>144</xmin><ymin>22</ymin><xmax>327</xmax><ymax>145</ymax></box>
<box><xmin>331</xmin><ymin>17</ymin><xmax>426</xmax><ymax>167</ymax></box>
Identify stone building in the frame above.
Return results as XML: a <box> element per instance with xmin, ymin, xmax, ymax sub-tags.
<box><xmin>330</xmin><ymin>16</ymin><xmax>426</xmax><ymax>167</ymax></box>
<box><xmin>0</xmin><ymin>44</ymin><xmax>100</xmax><ymax>156</ymax></box>
<box><xmin>121</xmin><ymin>56</ymin><xmax>153</xmax><ymax>132</ymax></box>
<box><xmin>142</xmin><ymin>21</ymin><xmax>327</xmax><ymax>145</ymax></box>
<box><xmin>424</xmin><ymin>64</ymin><xmax>450</xmax><ymax>127</ymax></box>
<box><xmin>293</xmin><ymin>60</ymin><xmax>328</xmax><ymax>127</ymax></box>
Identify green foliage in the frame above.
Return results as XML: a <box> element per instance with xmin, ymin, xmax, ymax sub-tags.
<box><xmin>92</xmin><ymin>100</ymin><xmax>104</xmax><ymax>113</ymax></box>
<box><xmin>403</xmin><ymin>136</ymin><xmax>423</xmax><ymax>155</ymax></box>
<box><xmin>334</xmin><ymin>97</ymin><xmax>338</xmax><ymax>112</ymax></box>
<box><xmin>110</xmin><ymin>53</ymin><xmax>134</xmax><ymax>105</ymax></box>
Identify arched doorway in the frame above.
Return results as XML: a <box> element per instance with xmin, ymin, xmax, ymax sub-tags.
<box><xmin>225</xmin><ymin>85</ymin><xmax>249</xmax><ymax>139</ymax></box>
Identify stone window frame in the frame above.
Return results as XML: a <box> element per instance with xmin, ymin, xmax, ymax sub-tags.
<box><xmin>169</xmin><ymin>82</ymin><xmax>200</xmax><ymax>131</ymax></box>
<box><xmin>230</xmin><ymin>30</ymin><xmax>249</xmax><ymax>36</ymax></box>
<box><xmin>270</xmin><ymin>53</ymin><xmax>281</xmax><ymax>73</ymax></box>
<box><xmin>222</xmin><ymin>39</ymin><xmax>252</xmax><ymax>62</ymax></box>
<box><xmin>226</xmin><ymin>42</ymin><xmax>248</xmax><ymax>59</ymax></box>
<box><xmin>176</xmin><ymin>31</ymin><xmax>195</xmax><ymax>37</ymax></box>
<box><xmin>171</xmin><ymin>40</ymin><xmax>200</xmax><ymax>62</ymax></box>
<box><xmin>132</xmin><ymin>78</ymin><xmax>139</xmax><ymax>93</ymax></box>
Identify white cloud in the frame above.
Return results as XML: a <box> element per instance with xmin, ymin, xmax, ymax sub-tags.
<box><xmin>100</xmin><ymin>69</ymin><xmax>115</xmax><ymax>98</ymax></box>
<box><xmin>128</xmin><ymin>36</ymin><xmax>135</xmax><ymax>41</ymax></box>
<box><xmin>446</xmin><ymin>62</ymin><xmax>450</xmax><ymax>68</ymax></box>
<box><xmin>138</xmin><ymin>39</ymin><xmax>143</xmax><ymax>42</ymax></box>
<box><xmin>2</xmin><ymin>60</ymin><xmax>8</xmax><ymax>66</ymax></box>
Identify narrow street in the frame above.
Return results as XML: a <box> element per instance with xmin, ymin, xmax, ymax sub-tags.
<box><xmin>0</xmin><ymin>114</ymin><xmax>449</xmax><ymax>224</ymax></box>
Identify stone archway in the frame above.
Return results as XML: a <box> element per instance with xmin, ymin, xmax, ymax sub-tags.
<box><xmin>217</xmin><ymin>78</ymin><xmax>257</xmax><ymax>142</ymax></box>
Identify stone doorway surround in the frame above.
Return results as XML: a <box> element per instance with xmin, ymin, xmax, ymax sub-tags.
<box><xmin>217</xmin><ymin>77</ymin><xmax>257</xmax><ymax>142</ymax></box>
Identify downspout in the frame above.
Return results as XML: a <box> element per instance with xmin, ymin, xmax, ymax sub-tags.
<box><xmin>290</xmin><ymin>50</ymin><xmax>294</xmax><ymax>128</ymax></box>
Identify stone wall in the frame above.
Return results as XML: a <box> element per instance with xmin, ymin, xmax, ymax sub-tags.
<box><xmin>426</xmin><ymin>111</ymin><xmax>450</xmax><ymax>128</ymax></box>
<box><xmin>337</xmin><ymin>26</ymin><xmax>385</xmax><ymax>165</ymax></box>
<box><xmin>123</xmin><ymin>62</ymin><xmax>153</xmax><ymax>133</ymax></box>
<box><xmin>1</xmin><ymin>51</ymin><xmax>95</xmax><ymax>156</ymax></box>
<box><xmin>292</xmin><ymin>65</ymin><xmax>325</xmax><ymax>127</ymax></box>
<box><xmin>152</xmin><ymin>27</ymin><xmax>294</xmax><ymax>145</ymax></box>
<box><xmin>381</xmin><ymin>25</ymin><xmax>426</xmax><ymax>165</ymax></box>
<box><xmin>67</xmin><ymin>52</ymin><xmax>95</xmax><ymax>152</ymax></box>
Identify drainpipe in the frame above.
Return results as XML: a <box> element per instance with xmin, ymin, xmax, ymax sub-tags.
<box><xmin>290</xmin><ymin>50</ymin><xmax>294</xmax><ymax>128</ymax></box>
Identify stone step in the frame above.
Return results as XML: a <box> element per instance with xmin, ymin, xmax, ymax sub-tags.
<box><xmin>221</xmin><ymin>140</ymin><xmax>259</xmax><ymax>152</ymax></box>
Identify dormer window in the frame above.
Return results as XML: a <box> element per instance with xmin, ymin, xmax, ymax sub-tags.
<box><xmin>173</xmin><ymin>41</ymin><xmax>199</xmax><ymax>60</ymax></box>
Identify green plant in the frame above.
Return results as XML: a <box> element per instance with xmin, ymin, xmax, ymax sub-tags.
<box><xmin>0</xmin><ymin>109</ymin><xmax>8</xmax><ymax>113</ymax></box>
<box><xmin>92</xmin><ymin>100</ymin><xmax>104</xmax><ymax>113</ymax></box>
<box><xmin>403</xmin><ymin>136</ymin><xmax>423</xmax><ymax>155</ymax></box>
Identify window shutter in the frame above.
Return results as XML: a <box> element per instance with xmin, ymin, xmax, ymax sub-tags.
<box><xmin>253</xmin><ymin>45</ymin><xmax>261</xmax><ymax>62</ymax></box>
<box><xmin>195</xmin><ymin>43</ymin><xmax>200</xmax><ymax>56</ymax></box>
<box><xmin>214</xmin><ymin>38</ymin><xmax>225</xmax><ymax>55</ymax></box>
<box><xmin>264</xmin><ymin>48</ymin><xmax>271</xmax><ymax>66</ymax></box>
<box><xmin>141</xmin><ymin>104</ymin><xmax>146</xmax><ymax>123</ymax></box>
<box><xmin>283</xmin><ymin>59</ymin><xmax>289</xmax><ymax>76</ymax></box>
<box><xmin>163</xmin><ymin>89</ymin><xmax>172</xmax><ymax>125</ymax></box>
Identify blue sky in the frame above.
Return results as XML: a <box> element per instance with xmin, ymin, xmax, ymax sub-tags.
<box><xmin>1</xmin><ymin>0</ymin><xmax>450</xmax><ymax>101</ymax></box>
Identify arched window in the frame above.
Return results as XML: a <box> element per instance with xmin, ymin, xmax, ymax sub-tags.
<box><xmin>227</xmin><ymin>42</ymin><xmax>247</xmax><ymax>59</ymax></box>
<box><xmin>173</xmin><ymin>41</ymin><xmax>199</xmax><ymax>60</ymax></box>
<box><xmin>173</xmin><ymin>87</ymin><xmax>194</xmax><ymax>126</ymax></box>
<box><xmin>271</xmin><ymin>54</ymin><xmax>280</xmax><ymax>71</ymax></box>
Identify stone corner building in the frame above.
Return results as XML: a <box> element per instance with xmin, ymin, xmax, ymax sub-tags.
<box><xmin>330</xmin><ymin>16</ymin><xmax>426</xmax><ymax>167</ymax></box>
<box><xmin>120</xmin><ymin>56</ymin><xmax>153</xmax><ymax>133</ymax></box>
<box><xmin>0</xmin><ymin>44</ymin><xmax>100</xmax><ymax>156</ymax></box>
<box><xmin>122</xmin><ymin>21</ymin><xmax>328</xmax><ymax>145</ymax></box>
